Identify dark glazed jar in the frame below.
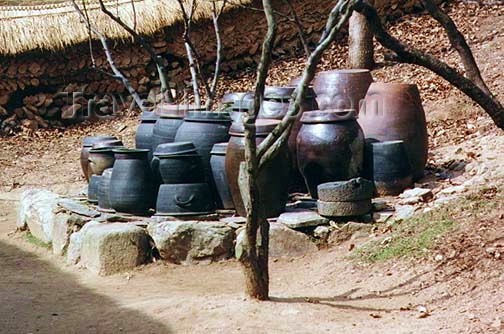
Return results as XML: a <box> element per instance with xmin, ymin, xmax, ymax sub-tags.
<box><xmin>80</xmin><ymin>135</ymin><xmax>117</xmax><ymax>182</ymax></box>
<box><xmin>98</xmin><ymin>168</ymin><xmax>114</xmax><ymax>212</ymax></box>
<box><xmin>135</xmin><ymin>112</ymin><xmax>158</xmax><ymax>160</ymax></box>
<box><xmin>155</xmin><ymin>183</ymin><xmax>215</xmax><ymax>216</ymax></box>
<box><xmin>210</xmin><ymin>143</ymin><xmax>234</xmax><ymax>209</ymax></box>
<box><xmin>225</xmin><ymin>119</ymin><xmax>290</xmax><ymax>218</ymax></box>
<box><xmin>174</xmin><ymin>112</ymin><xmax>231</xmax><ymax>208</ymax></box>
<box><xmin>364</xmin><ymin>140</ymin><xmax>413</xmax><ymax>196</ymax></box>
<box><xmin>88</xmin><ymin>175</ymin><xmax>101</xmax><ymax>204</ymax></box>
<box><xmin>151</xmin><ymin>142</ymin><xmax>205</xmax><ymax>184</ymax></box>
<box><xmin>358</xmin><ymin>82</ymin><xmax>428</xmax><ymax>181</ymax></box>
<box><xmin>297</xmin><ymin>110</ymin><xmax>364</xmax><ymax>199</ymax></box>
<box><xmin>109</xmin><ymin>149</ymin><xmax>155</xmax><ymax>215</ymax></box>
<box><xmin>313</xmin><ymin>69</ymin><xmax>373</xmax><ymax>114</ymax></box>
<box><xmin>259</xmin><ymin>86</ymin><xmax>318</xmax><ymax>192</ymax></box>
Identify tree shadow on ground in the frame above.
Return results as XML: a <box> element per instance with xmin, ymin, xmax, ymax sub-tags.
<box><xmin>0</xmin><ymin>240</ymin><xmax>171</xmax><ymax>334</ymax></box>
<box><xmin>270</xmin><ymin>269</ymin><xmax>434</xmax><ymax>312</ymax></box>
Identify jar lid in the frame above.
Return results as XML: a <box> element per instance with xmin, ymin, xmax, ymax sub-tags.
<box><xmin>112</xmin><ymin>148</ymin><xmax>149</xmax><ymax>159</ymax></box>
<box><xmin>156</xmin><ymin>104</ymin><xmax>206</xmax><ymax>119</ymax></box>
<box><xmin>210</xmin><ymin>142</ymin><xmax>228</xmax><ymax>155</ymax></box>
<box><xmin>154</xmin><ymin>142</ymin><xmax>197</xmax><ymax>156</ymax></box>
<box><xmin>264</xmin><ymin>86</ymin><xmax>316</xmax><ymax>100</ymax></box>
<box><xmin>300</xmin><ymin>110</ymin><xmax>356</xmax><ymax>123</ymax></box>
<box><xmin>82</xmin><ymin>135</ymin><xmax>117</xmax><ymax>147</ymax></box>
<box><xmin>184</xmin><ymin>111</ymin><xmax>231</xmax><ymax>122</ymax></box>
<box><xmin>229</xmin><ymin>119</ymin><xmax>280</xmax><ymax>136</ymax></box>
<box><xmin>140</xmin><ymin>111</ymin><xmax>158</xmax><ymax>121</ymax></box>
<box><xmin>222</xmin><ymin>92</ymin><xmax>253</xmax><ymax>104</ymax></box>
<box><xmin>316</xmin><ymin>69</ymin><xmax>371</xmax><ymax>76</ymax></box>
<box><xmin>91</xmin><ymin>139</ymin><xmax>124</xmax><ymax>149</ymax></box>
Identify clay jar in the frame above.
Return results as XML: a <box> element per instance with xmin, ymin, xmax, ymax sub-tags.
<box><xmin>156</xmin><ymin>183</ymin><xmax>215</xmax><ymax>216</ymax></box>
<box><xmin>152</xmin><ymin>104</ymin><xmax>205</xmax><ymax>155</ymax></box>
<box><xmin>80</xmin><ymin>135</ymin><xmax>117</xmax><ymax>181</ymax></box>
<box><xmin>135</xmin><ymin>111</ymin><xmax>159</xmax><ymax>160</ymax></box>
<box><xmin>98</xmin><ymin>168</ymin><xmax>114</xmax><ymax>212</ymax></box>
<box><xmin>297</xmin><ymin>110</ymin><xmax>365</xmax><ymax>199</ymax></box>
<box><xmin>88</xmin><ymin>175</ymin><xmax>101</xmax><ymax>203</ymax></box>
<box><xmin>151</xmin><ymin>142</ymin><xmax>205</xmax><ymax>184</ymax></box>
<box><xmin>358</xmin><ymin>82</ymin><xmax>428</xmax><ymax>180</ymax></box>
<box><xmin>259</xmin><ymin>86</ymin><xmax>318</xmax><ymax>192</ymax></box>
<box><xmin>174</xmin><ymin>111</ymin><xmax>231</xmax><ymax>208</ymax></box>
<box><xmin>210</xmin><ymin>143</ymin><xmax>234</xmax><ymax>209</ymax></box>
<box><xmin>225</xmin><ymin>119</ymin><xmax>291</xmax><ymax>218</ymax></box>
<box><xmin>109</xmin><ymin>149</ymin><xmax>155</xmax><ymax>215</ymax></box>
<box><xmin>313</xmin><ymin>69</ymin><xmax>373</xmax><ymax>114</ymax></box>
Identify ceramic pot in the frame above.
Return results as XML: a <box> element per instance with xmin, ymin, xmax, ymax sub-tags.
<box><xmin>80</xmin><ymin>135</ymin><xmax>117</xmax><ymax>182</ymax></box>
<box><xmin>151</xmin><ymin>142</ymin><xmax>205</xmax><ymax>184</ymax></box>
<box><xmin>259</xmin><ymin>86</ymin><xmax>318</xmax><ymax>193</ymax></box>
<box><xmin>88</xmin><ymin>175</ymin><xmax>101</xmax><ymax>203</ymax></box>
<box><xmin>174</xmin><ymin>112</ymin><xmax>231</xmax><ymax>208</ymax></box>
<box><xmin>359</xmin><ymin>82</ymin><xmax>428</xmax><ymax>181</ymax></box>
<box><xmin>109</xmin><ymin>149</ymin><xmax>155</xmax><ymax>215</ymax></box>
<box><xmin>135</xmin><ymin>112</ymin><xmax>158</xmax><ymax>160</ymax></box>
<box><xmin>297</xmin><ymin>110</ymin><xmax>365</xmax><ymax>199</ymax></box>
<box><xmin>226</xmin><ymin>119</ymin><xmax>290</xmax><ymax>217</ymax></box>
<box><xmin>313</xmin><ymin>69</ymin><xmax>373</xmax><ymax>114</ymax></box>
<box><xmin>155</xmin><ymin>183</ymin><xmax>215</xmax><ymax>216</ymax></box>
<box><xmin>98</xmin><ymin>168</ymin><xmax>114</xmax><ymax>212</ymax></box>
<box><xmin>88</xmin><ymin>147</ymin><xmax>118</xmax><ymax>177</ymax></box>
<box><xmin>365</xmin><ymin>140</ymin><xmax>413</xmax><ymax>196</ymax></box>
<box><xmin>210</xmin><ymin>143</ymin><xmax>234</xmax><ymax>209</ymax></box>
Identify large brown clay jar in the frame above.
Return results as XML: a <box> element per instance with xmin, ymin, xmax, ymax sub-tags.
<box><xmin>225</xmin><ymin>119</ymin><xmax>290</xmax><ymax>218</ymax></box>
<box><xmin>258</xmin><ymin>86</ymin><xmax>318</xmax><ymax>192</ymax></box>
<box><xmin>297</xmin><ymin>111</ymin><xmax>365</xmax><ymax>199</ymax></box>
<box><xmin>313</xmin><ymin>69</ymin><xmax>373</xmax><ymax>114</ymax></box>
<box><xmin>80</xmin><ymin>135</ymin><xmax>117</xmax><ymax>182</ymax></box>
<box><xmin>358</xmin><ymin>82</ymin><xmax>428</xmax><ymax>180</ymax></box>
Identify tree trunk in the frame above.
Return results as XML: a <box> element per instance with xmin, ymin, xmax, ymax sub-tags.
<box><xmin>348</xmin><ymin>0</ymin><xmax>374</xmax><ymax>69</ymax></box>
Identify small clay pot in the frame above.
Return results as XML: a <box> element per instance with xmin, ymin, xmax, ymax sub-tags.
<box><xmin>151</xmin><ymin>142</ymin><xmax>205</xmax><ymax>184</ymax></box>
<box><xmin>80</xmin><ymin>135</ymin><xmax>117</xmax><ymax>182</ymax></box>
<box><xmin>210</xmin><ymin>143</ymin><xmax>234</xmax><ymax>209</ymax></box>
<box><xmin>88</xmin><ymin>147</ymin><xmax>117</xmax><ymax>177</ymax></box>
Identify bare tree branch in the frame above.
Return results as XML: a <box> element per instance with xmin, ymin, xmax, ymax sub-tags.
<box><xmin>422</xmin><ymin>0</ymin><xmax>490</xmax><ymax>95</ymax></box>
<box><xmin>284</xmin><ymin>0</ymin><xmax>311</xmax><ymax>58</ymax></box>
<box><xmin>354</xmin><ymin>0</ymin><xmax>504</xmax><ymax>129</ymax></box>
<box><xmin>71</xmin><ymin>0</ymin><xmax>145</xmax><ymax>110</ymax></box>
<box><xmin>97</xmin><ymin>0</ymin><xmax>173</xmax><ymax>102</ymax></box>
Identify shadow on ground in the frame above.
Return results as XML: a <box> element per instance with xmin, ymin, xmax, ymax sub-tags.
<box><xmin>0</xmin><ymin>240</ymin><xmax>172</xmax><ymax>334</ymax></box>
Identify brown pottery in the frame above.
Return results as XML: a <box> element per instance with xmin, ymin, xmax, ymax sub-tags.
<box><xmin>80</xmin><ymin>135</ymin><xmax>118</xmax><ymax>182</ymax></box>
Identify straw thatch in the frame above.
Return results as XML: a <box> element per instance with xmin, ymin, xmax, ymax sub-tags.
<box><xmin>0</xmin><ymin>0</ymin><xmax>250</xmax><ymax>56</ymax></box>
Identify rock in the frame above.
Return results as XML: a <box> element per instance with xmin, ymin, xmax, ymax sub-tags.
<box><xmin>328</xmin><ymin>222</ymin><xmax>373</xmax><ymax>244</ymax></box>
<box><xmin>317</xmin><ymin>199</ymin><xmax>372</xmax><ymax>217</ymax></box>
<box><xmin>317</xmin><ymin>178</ymin><xmax>374</xmax><ymax>201</ymax></box>
<box><xmin>432</xmin><ymin>195</ymin><xmax>458</xmax><ymax>208</ymax></box>
<box><xmin>57</xmin><ymin>198</ymin><xmax>100</xmax><ymax>217</ymax></box>
<box><xmin>373</xmin><ymin>211</ymin><xmax>393</xmax><ymax>223</ymax></box>
<box><xmin>52</xmin><ymin>213</ymin><xmax>91</xmax><ymax>256</ymax></box>
<box><xmin>399</xmin><ymin>188</ymin><xmax>433</xmax><ymax>202</ymax></box>
<box><xmin>235</xmin><ymin>223</ymin><xmax>318</xmax><ymax>259</ymax></box>
<box><xmin>314</xmin><ymin>225</ymin><xmax>330</xmax><ymax>240</ymax></box>
<box><xmin>17</xmin><ymin>189</ymin><xmax>60</xmax><ymax>243</ymax></box>
<box><xmin>80</xmin><ymin>223</ymin><xmax>151</xmax><ymax>276</ymax></box>
<box><xmin>372</xmin><ymin>199</ymin><xmax>388</xmax><ymax>211</ymax></box>
<box><xmin>220</xmin><ymin>216</ymin><xmax>247</xmax><ymax>229</ymax></box>
<box><xmin>66</xmin><ymin>220</ymin><xmax>101</xmax><ymax>265</ymax></box>
<box><xmin>147</xmin><ymin>221</ymin><xmax>234</xmax><ymax>264</ymax></box>
<box><xmin>394</xmin><ymin>205</ymin><xmax>416</xmax><ymax>220</ymax></box>
<box><xmin>440</xmin><ymin>185</ymin><xmax>466</xmax><ymax>195</ymax></box>
<box><xmin>278</xmin><ymin>210</ymin><xmax>328</xmax><ymax>229</ymax></box>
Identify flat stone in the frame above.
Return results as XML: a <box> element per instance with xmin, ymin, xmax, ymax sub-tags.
<box><xmin>395</xmin><ymin>205</ymin><xmax>417</xmax><ymax>220</ymax></box>
<box><xmin>17</xmin><ymin>189</ymin><xmax>60</xmax><ymax>243</ymax></box>
<box><xmin>147</xmin><ymin>221</ymin><xmax>234</xmax><ymax>265</ymax></box>
<box><xmin>57</xmin><ymin>198</ymin><xmax>100</xmax><ymax>218</ymax></box>
<box><xmin>399</xmin><ymin>188</ymin><xmax>433</xmax><ymax>202</ymax></box>
<box><xmin>220</xmin><ymin>216</ymin><xmax>247</xmax><ymax>225</ymax></box>
<box><xmin>80</xmin><ymin>223</ymin><xmax>151</xmax><ymax>276</ymax></box>
<box><xmin>328</xmin><ymin>222</ymin><xmax>373</xmax><ymax>244</ymax></box>
<box><xmin>66</xmin><ymin>220</ymin><xmax>101</xmax><ymax>265</ymax></box>
<box><xmin>373</xmin><ymin>211</ymin><xmax>394</xmax><ymax>223</ymax></box>
<box><xmin>277</xmin><ymin>210</ymin><xmax>329</xmax><ymax>229</ymax></box>
<box><xmin>52</xmin><ymin>213</ymin><xmax>91</xmax><ymax>256</ymax></box>
<box><xmin>440</xmin><ymin>185</ymin><xmax>466</xmax><ymax>195</ymax></box>
<box><xmin>235</xmin><ymin>223</ymin><xmax>318</xmax><ymax>259</ymax></box>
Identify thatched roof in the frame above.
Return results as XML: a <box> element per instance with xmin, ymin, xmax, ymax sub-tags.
<box><xmin>0</xmin><ymin>0</ymin><xmax>249</xmax><ymax>56</ymax></box>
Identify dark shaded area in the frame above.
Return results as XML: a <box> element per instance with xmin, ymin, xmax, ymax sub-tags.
<box><xmin>0</xmin><ymin>241</ymin><xmax>171</xmax><ymax>334</ymax></box>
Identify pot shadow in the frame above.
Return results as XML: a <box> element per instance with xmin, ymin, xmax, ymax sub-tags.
<box><xmin>0</xmin><ymin>240</ymin><xmax>172</xmax><ymax>334</ymax></box>
<box><xmin>270</xmin><ymin>269</ymin><xmax>434</xmax><ymax>312</ymax></box>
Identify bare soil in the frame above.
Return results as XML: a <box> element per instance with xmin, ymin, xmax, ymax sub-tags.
<box><xmin>1</xmin><ymin>1</ymin><xmax>504</xmax><ymax>333</ymax></box>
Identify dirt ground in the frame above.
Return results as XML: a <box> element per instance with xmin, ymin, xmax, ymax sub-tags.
<box><xmin>1</xmin><ymin>1</ymin><xmax>504</xmax><ymax>333</ymax></box>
